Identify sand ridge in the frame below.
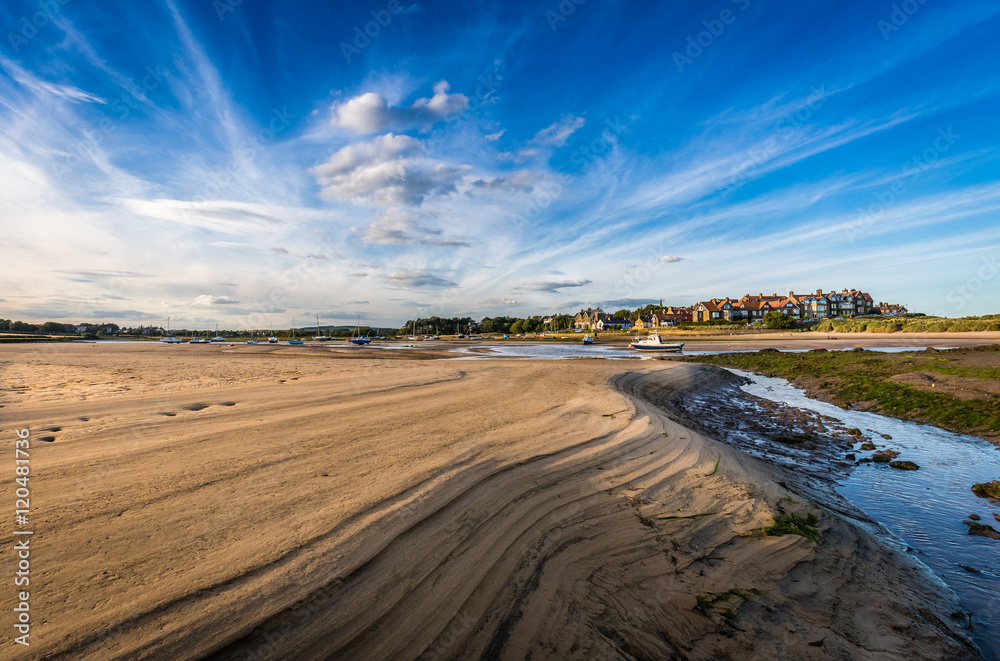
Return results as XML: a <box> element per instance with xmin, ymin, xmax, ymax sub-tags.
<box><xmin>0</xmin><ymin>344</ymin><xmax>981</xmax><ymax>660</ymax></box>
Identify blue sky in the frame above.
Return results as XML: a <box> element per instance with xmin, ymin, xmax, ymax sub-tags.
<box><xmin>1</xmin><ymin>0</ymin><xmax>999</xmax><ymax>328</ymax></box>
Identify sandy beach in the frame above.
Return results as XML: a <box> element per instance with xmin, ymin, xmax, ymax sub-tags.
<box><xmin>0</xmin><ymin>342</ymin><xmax>984</xmax><ymax>660</ymax></box>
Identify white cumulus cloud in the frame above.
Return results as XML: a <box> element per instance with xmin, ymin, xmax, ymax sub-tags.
<box><xmin>311</xmin><ymin>134</ymin><xmax>468</xmax><ymax>206</ymax></box>
<box><xmin>331</xmin><ymin>81</ymin><xmax>469</xmax><ymax>134</ymax></box>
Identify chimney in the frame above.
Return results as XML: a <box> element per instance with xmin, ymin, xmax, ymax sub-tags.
<box><xmin>816</xmin><ymin>288</ymin><xmax>822</xmax><ymax>295</ymax></box>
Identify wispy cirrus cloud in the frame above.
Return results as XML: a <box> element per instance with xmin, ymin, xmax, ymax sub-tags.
<box><xmin>382</xmin><ymin>270</ymin><xmax>457</xmax><ymax>289</ymax></box>
<box><xmin>532</xmin><ymin>115</ymin><xmax>585</xmax><ymax>147</ymax></box>
<box><xmin>519</xmin><ymin>278</ymin><xmax>592</xmax><ymax>292</ymax></box>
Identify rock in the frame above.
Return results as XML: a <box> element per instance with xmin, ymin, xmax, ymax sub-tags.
<box><xmin>890</xmin><ymin>460</ymin><xmax>920</xmax><ymax>470</ymax></box>
<box><xmin>856</xmin><ymin>457</ymin><xmax>873</xmax><ymax>464</ymax></box>
<box><xmin>847</xmin><ymin>428</ymin><xmax>863</xmax><ymax>437</ymax></box>
<box><xmin>971</xmin><ymin>481</ymin><xmax>1000</xmax><ymax>499</ymax></box>
<box><xmin>881</xmin><ymin>434</ymin><xmax>892</xmax><ymax>440</ymax></box>
<box><xmin>994</xmin><ymin>513</ymin><xmax>1000</xmax><ymax>523</ymax></box>
<box><xmin>872</xmin><ymin>449</ymin><xmax>900</xmax><ymax>463</ymax></box>
<box><xmin>860</xmin><ymin>442</ymin><xmax>876</xmax><ymax>451</ymax></box>
<box><xmin>845</xmin><ymin>453</ymin><xmax>856</xmax><ymax>460</ymax></box>
<box><xmin>969</xmin><ymin>514</ymin><xmax>981</xmax><ymax>520</ymax></box>
<box><xmin>964</xmin><ymin>521</ymin><xmax>1000</xmax><ymax>540</ymax></box>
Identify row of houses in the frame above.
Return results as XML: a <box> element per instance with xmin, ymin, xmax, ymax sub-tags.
<box><xmin>572</xmin><ymin>289</ymin><xmax>909</xmax><ymax>331</ymax></box>
<box><xmin>693</xmin><ymin>289</ymin><xmax>907</xmax><ymax>322</ymax></box>
<box><xmin>572</xmin><ymin>307</ymin><xmax>695</xmax><ymax>331</ymax></box>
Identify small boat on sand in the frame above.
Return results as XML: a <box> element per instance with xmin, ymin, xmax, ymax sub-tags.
<box><xmin>350</xmin><ymin>315</ymin><xmax>371</xmax><ymax>345</ymax></box>
<box><xmin>582</xmin><ymin>334</ymin><xmax>594</xmax><ymax>345</ymax></box>
<box><xmin>629</xmin><ymin>333</ymin><xmax>683</xmax><ymax>352</ymax></box>
<box><xmin>287</xmin><ymin>319</ymin><xmax>304</xmax><ymax>345</ymax></box>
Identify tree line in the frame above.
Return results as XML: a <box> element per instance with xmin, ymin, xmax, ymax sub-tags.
<box><xmin>0</xmin><ymin>320</ymin><xmax>122</xmax><ymax>336</ymax></box>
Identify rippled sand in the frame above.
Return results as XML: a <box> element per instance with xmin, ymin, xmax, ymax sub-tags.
<box><xmin>0</xmin><ymin>343</ymin><xmax>981</xmax><ymax>660</ymax></box>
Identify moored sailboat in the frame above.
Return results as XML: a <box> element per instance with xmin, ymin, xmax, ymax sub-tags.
<box><xmin>287</xmin><ymin>318</ymin><xmax>304</xmax><ymax>344</ymax></box>
<box><xmin>313</xmin><ymin>314</ymin><xmax>332</xmax><ymax>341</ymax></box>
<box><xmin>350</xmin><ymin>315</ymin><xmax>371</xmax><ymax>345</ymax></box>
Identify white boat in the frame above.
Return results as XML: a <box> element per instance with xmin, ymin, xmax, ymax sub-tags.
<box><xmin>629</xmin><ymin>333</ymin><xmax>683</xmax><ymax>352</ymax></box>
<box><xmin>582</xmin><ymin>334</ymin><xmax>594</xmax><ymax>345</ymax></box>
<box><xmin>246</xmin><ymin>339</ymin><xmax>259</xmax><ymax>345</ymax></box>
<box><xmin>313</xmin><ymin>314</ymin><xmax>332</xmax><ymax>341</ymax></box>
<box><xmin>160</xmin><ymin>316</ymin><xmax>183</xmax><ymax>343</ymax></box>
<box><xmin>268</xmin><ymin>323</ymin><xmax>278</xmax><ymax>343</ymax></box>
<box><xmin>211</xmin><ymin>323</ymin><xmax>226</xmax><ymax>342</ymax></box>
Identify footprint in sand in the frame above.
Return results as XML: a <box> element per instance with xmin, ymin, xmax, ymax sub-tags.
<box><xmin>219</xmin><ymin>402</ymin><xmax>236</xmax><ymax>406</ymax></box>
<box><xmin>78</xmin><ymin>417</ymin><xmax>89</xmax><ymax>422</ymax></box>
<box><xmin>37</xmin><ymin>436</ymin><xmax>56</xmax><ymax>442</ymax></box>
<box><xmin>160</xmin><ymin>412</ymin><xmax>177</xmax><ymax>417</ymax></box>
<box><xmin>182</xmin><ymin>403</ymin><xmax>210</xmax><ymax>411</ymax></box>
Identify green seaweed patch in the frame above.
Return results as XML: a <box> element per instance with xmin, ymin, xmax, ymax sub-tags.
<box><xmin>761</xmin><ymin>513</ymin><xmax>821</xmax><ymax>543</ymax></box>
<box><xmin>972</xmin><ymin>480</ymin><xmax>1000</xmax><ymax>499</ymax></box>
<box><xmin>889</xmin><ymin>460</ymin><xmax>920</xmax><ymax>470</ymax></box>
<box><xmin>707</xmin><ymin>454</ymin><xmax>721</xmax><ymax>476</ymax></box>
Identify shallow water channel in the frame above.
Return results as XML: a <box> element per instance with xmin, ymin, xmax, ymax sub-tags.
<box><xmin>728</xmin><ymin>368</ymin><xmax>1000</xmax><ymax>659</ymax></box>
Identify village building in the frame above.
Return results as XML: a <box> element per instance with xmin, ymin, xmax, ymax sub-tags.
<box><xmin>572</xmin><ymin>308</ymin><xmax>605</xmax><ymax>330</ymax></box>
<box><xmin>596</xmin><ymin>317</ymin><xmax>633</xmax><ymax>331</ymax></box>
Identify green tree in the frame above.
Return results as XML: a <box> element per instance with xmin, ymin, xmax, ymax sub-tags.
<box><xmin>762</xmin><ymin>311</ymin><xmax>796</xmax><ymax>329</ymax></box>
<box><xmin>510</xmin><ymin>319</ymin><xmax>525</xmax><ymax>335</ymax></box>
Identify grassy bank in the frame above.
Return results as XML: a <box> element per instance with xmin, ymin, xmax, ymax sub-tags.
<box><xmin>812</xmin><ymin>315</ymin><xmax>1000</xmax><ymax>333</ymax></box>
<box><xmin>682</xmin><ymin>346</ymin><xmax>1000</xmax><ymax>443</ymax></box>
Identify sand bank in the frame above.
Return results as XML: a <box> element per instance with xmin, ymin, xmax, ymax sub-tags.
<box><xmin>0</xmin><ymin>344</ymin><xmax>981</xmax><ymax>659</ymax></box>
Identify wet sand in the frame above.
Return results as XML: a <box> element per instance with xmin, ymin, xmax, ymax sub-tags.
<box><xmin>0</xmin><ymin>343</ymin><xmax>983</xmax><ymax>660</ymax></box>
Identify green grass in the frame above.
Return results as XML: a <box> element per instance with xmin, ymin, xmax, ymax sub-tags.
<box><xmin>683</xmin><ymin>348</ymin><xmax>1000</xmax><ymax>439</ymax></box>
<box><xmin>812</xmin><ymin>315</ymin><xmax>1000</xmax><ymax>334</ymax></box>
<box><xmin>707</xmin><ymin>454</ymin><xmax>721</xmax><ymax>476</ymax></box>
